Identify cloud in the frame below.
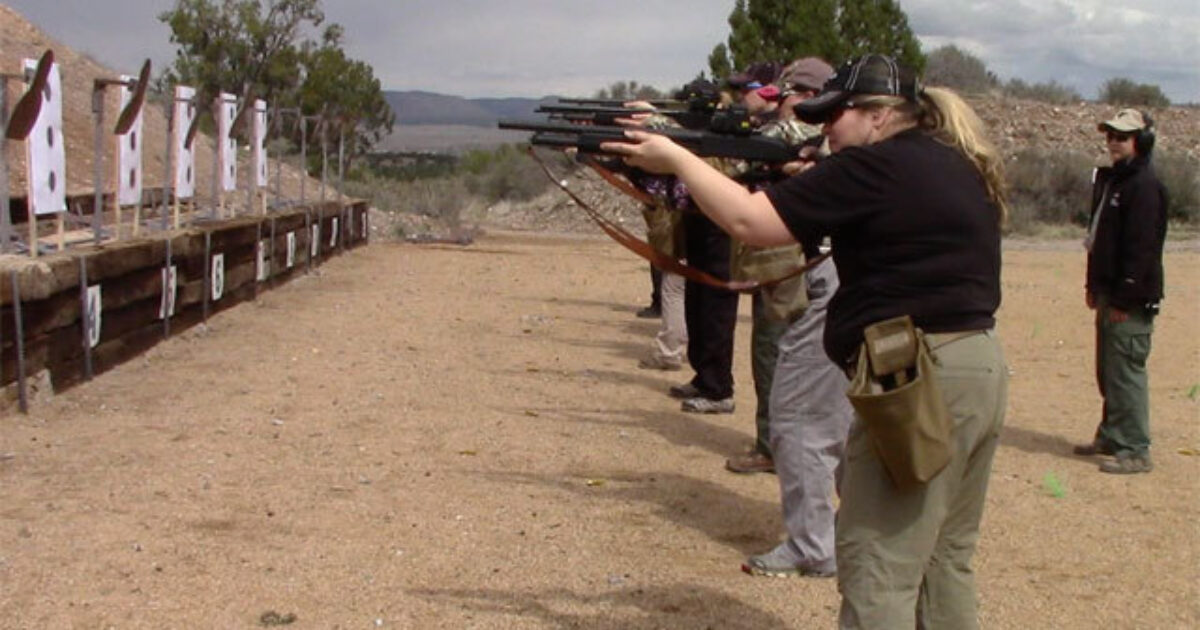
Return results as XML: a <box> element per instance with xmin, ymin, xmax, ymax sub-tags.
<box><xmin>900</xmin><ymin>0</ymin><xmax>1200</xmax><ymax>101</ymax></box>
<box><xmin>328</xmin><ymin>0</ymin><xmax>732</xmax><ymax>97</ymax></box>
<box><xmin>5</xmin><ymin>0</ymin><xmax>1197</xmax><ymax>103</ymax></box>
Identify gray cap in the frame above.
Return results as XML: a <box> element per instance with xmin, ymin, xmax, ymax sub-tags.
<box><xmin>778</xmin><ymin>57</ymin><xmax>834</xmax><ymax>93</ymax></box>
<box><xmin>1098</xmin><ymin>109</ymin><xmax>1149</xmax><ymax>133</ymax></box>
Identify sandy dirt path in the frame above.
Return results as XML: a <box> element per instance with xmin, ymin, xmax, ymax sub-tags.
<box><xmin>1</xmin><ymin>232</ymin><xmax>1197</xmax><ymax>628</ymax></box>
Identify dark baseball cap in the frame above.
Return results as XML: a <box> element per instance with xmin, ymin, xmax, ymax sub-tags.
<box><xmin>674</xmin><ymin>78</ymin><xmax>719</xmax><ymax>103</ymax></box>
<box><xmin>794</xmin><ymin>54</ymin><xmax>920</xmax><ymax>124</ymax></box>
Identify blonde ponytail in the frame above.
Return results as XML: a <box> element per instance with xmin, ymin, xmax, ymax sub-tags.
<box><xmin>917</xmin><ymin>87</ymin><xmax>1009</xmax><ymax>227</ymax></box>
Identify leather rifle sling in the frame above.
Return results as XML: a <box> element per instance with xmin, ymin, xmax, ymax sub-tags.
<box><xmin>528</xmin><ymin>147</ymin><xmax>830</xmax><ymax>293</ymax></box>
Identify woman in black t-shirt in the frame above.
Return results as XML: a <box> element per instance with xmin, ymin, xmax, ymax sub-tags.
<box><xmin>603</xmin><ymin>54</ymin><xmax>1008</xmax><ymax>629</ymax></box>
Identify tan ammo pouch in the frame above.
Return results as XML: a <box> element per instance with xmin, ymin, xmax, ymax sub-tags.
<box><xmin>643</xmin><ymin>205</ymin><xmax>685</xmax><ymax>260</ymax></box>
<box><xmin>846</xmin><ymin>315</ymin><xmax>953</xmax><ymax>491</ymax></box>
<box><xmin>731</xmin><ymin>242</ymin><xmax>809</xmax><ymax>322</ymax></box>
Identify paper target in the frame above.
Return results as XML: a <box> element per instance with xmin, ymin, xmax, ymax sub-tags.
<box><xmin>286</xmin><ymin>231</ymin><xmax>296</xmax><ymax>268</ymax></box>
<box><xmin>173</xmin><ymin>86</ymin><xmax>196</xmax><ymax>199</ymax></box>
<box><xmin>23</xmin><ymin>57</ymin><xmax>66</xmax><ymax>216</ymax></box>
<box><xmin>330</xmin><ymin>217</ymin><xmax>339</xmax><ymax>248</ymax></box>
<box><xmin>116</xmin><ymin>75</ymin><xmax>144</xmax><ymax>206</ymax></box>
<box><xmin>256</xmin><ymin>239</ymin><xmax>268</xmax><ymax>281</ymax></box>
<box><xmin>311</xmin><ymin>224</ymin><xmax>320</xmax><ymax>257</ymax></box>
<box><xmin>253</xmin><ymin>100</ymin><xmax>268</xmax><ymax>187</ymax></box>
<box><xmin>211</xmin><ymin>253</ymin><xmax>225</xmax><ymax>301</ymax></box>
<box><xmin>85</xmin><ymin>285</ymin><xmax>102</xmax><ymax>348</ymax></box>
<box><xmin>159</xmin><ymin>265</ymin><xmax>177</xmax><ymax>319</ymax></box>
<box><xmin>218</xmin><ymin>93</ymin><xmax>238</xmax><ymax>192</ymax></box>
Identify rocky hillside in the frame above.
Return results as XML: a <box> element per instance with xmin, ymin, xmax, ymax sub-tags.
<box><xmin>968</xmin><ymin>96</ymin><xmax>1199</xmax><ymax>163</ymax></box>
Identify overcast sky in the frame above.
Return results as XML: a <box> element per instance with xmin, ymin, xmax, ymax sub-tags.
<box><xmin>6</xmin><ymin>0</ymin><xmax>1198</xmax><ymax>103</ymax></box>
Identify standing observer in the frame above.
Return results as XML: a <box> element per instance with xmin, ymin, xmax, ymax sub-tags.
<box><xmin>603</xmin><ymin>54</ymin><xmax>1008</xmax><ymax>629</ymax></box>
<box><xmin>1073</xmin><ymin>109</ymin><xmax>1167</xmax><ymax>474</ymax></box>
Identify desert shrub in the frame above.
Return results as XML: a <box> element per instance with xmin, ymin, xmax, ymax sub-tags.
<box><xmin>462</xmin><ymin>145</ymin><xmax>561</xmax><ymax>203</ymax></box>
<box><xmin>1004</xmin><ymin>148</ymin><xmax>1095</xmax><ymax>233</ymax></box>
<box><xmin>924</xmin><ymin>45</ymin><xmax>997</xmax><ymax>93</ymax></box>
<box><xmin>1002</xmin><ymin>79</ymin><xmax>1082</xmax><ymax>105</ymax></box>
<box><xmin>1100</xmin><ymin>78</ymin><xmax>1171</xmax><ymax>108</ymax></box>
<box><xmin>342</xmin><ymin>171</ymin><xmax>468</xmax><ymax>225</ymax></box>
<box><xmin>1155</xmin><ymin>150</ymin><xmax>1200</xmax><ymax>223</ymax></box>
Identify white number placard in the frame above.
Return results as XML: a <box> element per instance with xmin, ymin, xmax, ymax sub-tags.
<box><xmin>211</xmin><ymin>253</ymin><xmax>225</xmax><ymax>300</ymax></box>
<box><xmin>286</xmin><ymin>231</ymin><xmax>296</xmax><ymax>268</ymax></box>
<box><xmin>23</xmin><ymin>58</ymin><xmax>66</xmax><ymax>216</ymax></box>
<box><xmin>173</xmin><ymin>85</ymin><xmax>196</xmax><ymax>199</ymax></box>
<box><xmin>256</xmin><ymin>239</ymin><xmax>268</xmax><ymax>281</ymax></box>
<box><xmin>311</xmin><ymin>224</ymin><xmax>320</xmax><ymax>257</ymax></box>
<box><xmin>117</xmin><ymin>75</ymin><xmax>143</xmax><ymax>206</ymax></box>
<box><xmin>85</xmin><ymin>285</ymin><xmax>102</xmax><ymax>348</ymax></box>
<box><xmin>159</xmin><ymin>265</ymin><xmax>177</xmax><ymax>319</ymax></box>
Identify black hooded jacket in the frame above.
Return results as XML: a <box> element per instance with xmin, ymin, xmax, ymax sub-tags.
<box><xmin>1085</xmin><ymin>155</ymin><xmax>1168</xmax><ymax>311</ymax></box>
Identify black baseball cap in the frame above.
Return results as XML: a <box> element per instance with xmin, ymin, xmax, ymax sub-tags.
<box><xmin>794</xmin><ymin>54</ymin><xmax>920</xmax><ymax>124</ymax></box>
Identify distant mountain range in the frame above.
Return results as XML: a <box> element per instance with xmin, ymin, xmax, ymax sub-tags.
<box><xmin>385</xmin><ymin>90</ymin><xmax>546</xmax><ymax>127</ymax></box>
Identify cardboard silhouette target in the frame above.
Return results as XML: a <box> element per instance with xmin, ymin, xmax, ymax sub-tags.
<box><xmin>116</xmin><ymin>75</ymin><xmax>144</xmax><ymax>207</ymax></box>
<box><xmin>23</xmin><ymin>56</ymin><xmax>66</xmax><ymax>218</ymax></box>
<box><xmin>173</xmin><ymin>86</ymin><xmax>197</xmax><ymax>200</ymax></box>
<box><xmin>254</xmin><ymin>99</ymin><xmax>268</xmax><ymax>187</ymax></box>
<box><xmin>218</xmin><ymin>92</ymin><xmax>238</xmax><ymax>193</ymax></box>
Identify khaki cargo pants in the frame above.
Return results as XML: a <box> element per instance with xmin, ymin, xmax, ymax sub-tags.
<box><xmin>837</xmin><ymin>330</ymin><xmax>1007</xmax><ymax>630</ymax></box>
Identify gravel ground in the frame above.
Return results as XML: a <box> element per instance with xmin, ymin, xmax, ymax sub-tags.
<box><xmin>1</xmin><ymin>232</ymin><xmax>1197</xmax><ymax>628</ymax></box>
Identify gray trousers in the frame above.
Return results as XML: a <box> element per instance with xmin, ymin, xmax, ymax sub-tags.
<box><xmin>650</xmin><ymin>271</ymin><xmax>688</xmax><ymax>365</ymax></box>
<box><xmin>768</xmin><ymin>258</ymin><xmax>853</xmax><ymax>573</ymax></box>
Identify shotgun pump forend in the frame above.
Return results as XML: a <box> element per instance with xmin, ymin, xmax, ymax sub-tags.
<box><xmin>536</xmin><ymin>104</ymin><xmax>754</xmax><ymax>135</ymax></box>
<box><xmin>496</xmin><ymin>119</ymin><xmax>799</xmax><ymax>163</ymax></box>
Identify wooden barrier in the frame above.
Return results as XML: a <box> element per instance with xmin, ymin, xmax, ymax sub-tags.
<box><xmin>0</xmin><ymin>201</ymin><xmax>369</xmax><ymax>400</ymax></box>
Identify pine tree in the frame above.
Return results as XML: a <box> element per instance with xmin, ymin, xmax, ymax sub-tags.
<box><xmin>713</xmin><ymin>0</ymin><xmax>840</xmax><ymax>72</ymax></box>
<box><xmin>836</xmin><ymin>0</ymin><xmax>924</xmax><ymax>71</ymax></box>
<box><xmin>708</xmin><ymin>0</ymin><xmax>926</xmax><ymax>78</ymax></box>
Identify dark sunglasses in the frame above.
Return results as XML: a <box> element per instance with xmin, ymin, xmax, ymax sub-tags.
<box><xmin>826</xmin><ymin>99</ymin><xmax>861</xmax><ymax>123</ymax></box>
<box><xmin>1106</xmin><ymin>131</ymin><xmax>1134</xmax><ymax>142</ymax></box>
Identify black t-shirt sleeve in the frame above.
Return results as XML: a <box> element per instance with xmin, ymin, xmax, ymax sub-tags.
<box><xmin>764</xmin><ymin>148</ymin><xmax>890</xmax><ymax>242</ymax></box>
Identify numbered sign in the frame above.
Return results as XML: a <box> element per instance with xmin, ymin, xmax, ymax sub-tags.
<box><xmin>217</xmin><ymin>92</ymin><xmax>238</xmax><ymax>192</ymax></box>
<box><xmin>159</xmin><ymin>265</ymin><xmax>177</xmax><ymax>319</ymax></box>
<box><xmin>256</xmin><ymin>239</ymin><xmax>268</xmax><ymax>281</ymax></box>
<box><xmin>286</xmin><ymin>231</ymin><xmax>296</xmax><ymax>269</ymax></box>
<box><xmin>311</xmin><ymin>224</ymin><xmax>320</xmax><ymax>257</ymax></box>
<box><xmin>23</xmin><ymin>57</ymin><xmax>66</xmax><ymax>216</ymax></box>
<box><xmin>173</xmin><ymin>85</ymin><xmax>196</xmax><ymax>199</ymax></box>
<box><xmin>253</xmin><ymin>99</ymin><xmax>268</xmax><ymax>187</ymax></box>
<box><xmin>117</xmin><ymin>75</ymin><xmax>144</xmax><ymax>206</ymax></box>
<box><xmin>85</xmin><ymin>285</ymin><xmax>102</xmax><ymax>348</ymax></box>
<box><xmin>211</xmin><ymin>253</ymin><xmax>225</xmax><ymax>301</ymax></box>
<box><xmin>330</xmin><ymin>217</ymin><xmax>339</xmax><ymax>248</ymax></box>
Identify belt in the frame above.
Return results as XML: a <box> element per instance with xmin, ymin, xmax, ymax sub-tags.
<box><xmin>843</xmin><ymin>329</ymin><xmax>989</xmax><ymax>380</ymax></box>
<box><xmin>925</xmin><ymin>329</ymin><xmax>988</xmax><ymax>351</ymax></box>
